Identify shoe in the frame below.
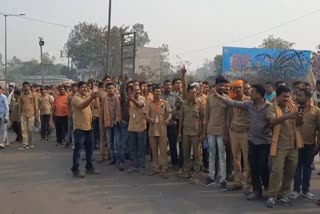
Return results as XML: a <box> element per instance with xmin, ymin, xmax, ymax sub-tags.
<box><xmin>162</xmin><ymin>172</ymin><xmax>169</xmax><ymax>179</ymax></box>
<box><xmin>228</xmin><ymin>184</ymin><xmax>243</xmax><ymax>191</ymax></box>
<box><xmin>247</xmin><ymin>192</ymin><xmax>263</xmax><ymax>201</ymax></box>
<box><xmin>289</xmin><ymin>191</ymin><xmax>300</xmax><ymax>199</ymax></box>
<box><xmin>179</xmin><ymin>174</ymin><xmax>191</xmax><ymax>181</ymax></box>
<box><xmin>219</xmin><ymin>181</ymin><xmax>228</xmax><ymax>191</ymax></box>
<box><xmin>0</xmin><ymin>143</ymin><xmax>5</xmax><ymax>149</ymax></box>
<box><xmin>302</xmin><ymin>192</ymin><xmax>316</xmax><ymax>200</ymax></box>
<box><xmin>97</xmin><ymin>159</ymin><xmax>105</xmax><ymax>164</ymax></box>
<box><xmin>189</xmin><ymin>177</ymin><xmax>200</xmax><ymax>184</ymax></box>
<box><xmin>139</xmin><ymin>169</ymin><xmax>145</xmax><ymax>175</ymax></box>
<box><xmin>149</xmin><ymin>171</ymin><xmax>160</xmax><ymax>176</ymax></box>
<box><xmin>85</xmin><ymin>169</ymin><xmax>100</xmax><ymax>175</ymax></box>
<box><xmin>202</xmin><ymin>177</ymin><xmax>215</xmax><ymax>187</ymax></box>
<box><xmin>107</xmin><ymin>160</ymin><xmax>116</xmax><ymax>165</ymax></box>
<box><xmin>265</xmin><ymin>197</ymin><xmax>276</xmax><ymax>208</ymax></box>
<box><xmin>56</xmin><ymin>143</ymin><xmax>62</xmax><ymax>146</ymax></box>
<box><xmin>311</xmin><ymin>163</ymin><xmax>315</xmax><ymax>171</ymax></box>
<box><xmin>72</xmin><ymin>171</ymin><xmax>85</xmax><ymax>178</ymax></box>
<box><xmin>317</xmin><ymin>199</ymin><xmax>320</xmax><ymax>206</ymax></box>
<box><xmin>278</xmin><ymin>195</ymin><xmax>293</xmax><ymax>206</ymax></box>
<box><xmin>127</xmin><ymin>168</ymin><xmax>139</xmax><ymax>173</ymax></box>
<box><xmin>29</xmin><ymin>145</ymin><xmax>34</xmax><ymax>148</ymax></box>
<box><xmin>19</xmin><ymin>144</ymin><xmax>30</xmax><ymax>150</ymax></box>
<box><xmin>41</xmin><ymin>138</ymin><xmax>45</xmax><ymax>141</ymax></box>
<box><xmin>118</xmin><ymin>164</ymin><xmax>125</xmax><ymax>171</ymax></box>
<box><xmin>318</xmin><ymin>171</ymin><xmax>320</xmax><ymax>176</ymax></box>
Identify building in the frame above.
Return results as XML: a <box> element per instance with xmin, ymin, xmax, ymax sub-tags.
<box><xmin>135</xmin><ymin>47</ymin><xmax>161</xmax><ymax>83</ymax></box>
<box><xmin>20</xmin><ymin>75</ymin><xmax>73</xmax><ymax>86</ymax></box>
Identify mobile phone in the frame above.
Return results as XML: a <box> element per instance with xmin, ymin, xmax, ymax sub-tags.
<box><xmin>298</xmin><ymin>105</ymin><xmax>304</xmax><ymax>112</ymax></box>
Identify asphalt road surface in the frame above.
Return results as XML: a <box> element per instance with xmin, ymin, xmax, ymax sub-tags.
<box><xmin>1</xmin><ymin>132</ymin><xmax>320</xmax><ymax>214</ymax></box>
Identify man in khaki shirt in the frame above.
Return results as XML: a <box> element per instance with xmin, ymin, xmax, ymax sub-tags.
<box><xmin>203</xmin><ymin>75</ymin><xmax>229</xmax><ymax>190</ymax></box>
<box><xmin>127</xmin><ymin>84</ymin><xmax>147</xmax><ymax>173</ymax></box>
<box><xmin>266</xmin><ymin>85</ymin><xmax>303</xmax><ymax>208</ymax></box>
<box><xmin>71</xmin><ymin>81</ymin><xmax>99</xmax><ymax>178</ymax></box>
<box><xmin>18</xmin><ymin>82</ymin><xmax>38</xmax><ymax>150</ymax></box>
<box><xmin>146</xmin><ymin>85</ymin><xmax>172</xmax><ymax>178</ymax></box>
<box><xmin>178</xmin><ymin>85</ymin><xmax>204</xmax><ymax>184</ymax></box>
<box><xmin>39</xmin><ymin>87</ymin><xmax>53</xmax><ymax>141</ymax></box>
<box><xmin>291</xmin><ymin>88</ymin><xmax>320</xmax><ymax>200</ymax></box>
<box><xmin>227</xmin><ymin>80</ymin><xmax>251</xmax><ymax>191</ymax></box>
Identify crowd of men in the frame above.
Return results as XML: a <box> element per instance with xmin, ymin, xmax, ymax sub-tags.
<box><xmin>1</xmin><ymin>67</ymin><xmax>320</xmax><ymax>208</ymax></box>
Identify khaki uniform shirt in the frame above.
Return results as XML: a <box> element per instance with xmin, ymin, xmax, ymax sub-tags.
<box><xmin>12</xmin><ymin>102</ymin><xmax>20</xmax><ymax>122</ymax></box>
<box><xmin>267</xmin><ymin>103</ymin><xmax>296</xmax><ymax>149</ymax></box>
<box><xmin>19</xmin><ymin>92</ymin><xmax>38</xmax><ymax>118</ymax></box>
<box><xmin>147</xmin><ymin>99</ymin><xmax>172</xmax><ymax>137</ymax></box>
<box><xmin>301</xmin><ymin>104</ymin><xmax>320</xmax><ymax>145</ymax></box>
<box><xmin>181</xmin><ymin>99</ymin><xmax>204</xmax><ymax>136</ymax></box>
<box><xmin>229</xmin><ymin>96</ymin><xmax>250</xmax><ymax>133</ymax></box>
<box><xmin>128</xmin><ymin>96</ymin><xmax>147</xmax><ymax>132</ymax></box>
<box><xmin>206</xmin><ymin>94</ymin><xmax>228</xmax><ymax>136</ymax></box>
<box><xmin>71</xmin><ymin>92</ymin><xmax>93</xmax><ymax>131</ymax></box>
<box><xmin>39</xmin><ymin>94</ymin><xmax>53</xmax><ymax>115</ymax></box>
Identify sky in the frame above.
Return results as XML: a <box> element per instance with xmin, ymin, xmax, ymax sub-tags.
<box><xmin>1</xmin><ymin>0</ymin><xmax>320</xmax><ymax>70</ymax></box>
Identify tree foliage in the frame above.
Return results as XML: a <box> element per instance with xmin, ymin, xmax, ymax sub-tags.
<box><xmin>64</xmin><ymin>22</ymin><xmax>150</xmax><ymax>77</ymax></box>
<box><xmin>260</xmin><ymin>35</ymin><xmax>295</xmax><ymax>49</ymax></box>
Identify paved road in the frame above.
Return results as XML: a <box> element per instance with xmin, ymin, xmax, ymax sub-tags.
<box><xmin>1</xmin><ymin>133</ymin><xmax>320</xmax><ymax>214</ymax></box>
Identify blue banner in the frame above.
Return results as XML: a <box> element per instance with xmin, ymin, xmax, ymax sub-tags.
<box><xmin>222</xmin><ymin>47</ymin><xmax>311</xmax><ymax>77</ymax></box>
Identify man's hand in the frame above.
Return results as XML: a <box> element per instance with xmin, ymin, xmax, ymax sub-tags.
<box><xmin>177</xmin><ymin>134</ymin><xmax>182</xmax><ymax>143</ymax></box>
<box><xmin>180</xmin><ymin>65</ymin><xmax>187</xmax><ymax>76</ymax></box>
<box><xmin>211</xmin><ymin>88</ymin><xmax>218</xmax><ymax>96</ymax></box>
<box><xmin>285</xmin><ymin>112</ymin><xmax>301</xmax><ymax>120</ymax></box>
<box><xmin>90</xmin><ymin>91</ymin><xmax>99</xmax><ymax>99</ymax></box>
<box><xmin>200</xmin><ymin>134</ymin><xmax>206</xmax><ymax>142</ymax></box>
<box><xmin>164</xmin><ymin>119</ymin><xmax>170</xmax><ymax>125</ymax></box>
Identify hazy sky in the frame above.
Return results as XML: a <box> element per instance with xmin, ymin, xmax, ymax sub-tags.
<box><xmin>1</xmin><ymin>0</ymin><xmax>320</xmax><ymax>70</ymax></box>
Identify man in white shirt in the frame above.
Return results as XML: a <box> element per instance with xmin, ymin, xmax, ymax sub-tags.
<box><xmin>0</xmin><ymin>86</ymin><xmax>9</xmax><ymax>149</ymax></box>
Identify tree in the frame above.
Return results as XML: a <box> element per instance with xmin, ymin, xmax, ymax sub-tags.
<box><xmin>159</xmin><ymin>44</ymin><xmax>175</xmax><ymax>82</ymax></box>
<box><xmin>65</xmin><ymin>22</ymin><xmax>104</xmax><ymax>70</ymax></box>
<box><xmin>213</xmin><ymin>55</ymin><xmax>223</xmax><ymax>74</ymax></box>
<box><xmin>194</xmin><ymin>59</ymin><xmax>215</xmax><ymax>80</ymax></box>
<box><xmin>131</xmin><ymin>23</ymin><xmax>150</xmax><ymax>47</ymax></box>
<box><xmin>65</xmin><ymin>22</ymin><xmax>150</xmax><ymax>77</ymax></box>
<box><xmin>260</xmin><ymin>35</ymin><xmax>295</xmax><ymax>49</ymax></box>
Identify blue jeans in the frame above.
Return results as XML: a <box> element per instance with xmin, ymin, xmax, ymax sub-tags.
<box><xmin>0</xmin><ymin>114</ymin><xmax>8</xmax><ymax>143</ymax></box>
<box><xmin>208</xmin><ymin>135</ymin><xmax>226</xmax><ymax>182</ymax></box>
<box><xmin>294</xmin><ymin>144</ymin><xmax>316</xmax><ymax>194</ymax></box>
<box><xmin>128</xmin><ymin>130</ymin><xmax>146</xmax><ymax>169</ymax></box>
<box><xmin>67</xmin><ymin>116</ymin><xmax>74</xmax><ymax>143</ymax></box>
<box><xmin>106</xmin><ymin>125</ymin><xmax>123</xmax><ymax>164</ymax></box>
<box><xmin>71</xmin><ymin>129</ymin><xmax>94</xmax><ymax>172</ymax></box>
<box><xmin>92</xmin><ymin>118</ymin><xmax>100</xmax><ymax>149</ymax></box>
<box><xmin>120</xmin><ymin>121</ymin><xmax>129</xmax><ymax>157</ymax></box>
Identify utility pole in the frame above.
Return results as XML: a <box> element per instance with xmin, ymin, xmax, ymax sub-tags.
<box><xmin>0</xmin><ymin>12</ymin><xmax>25</xmax><ymax>89</ymax></box>
<box><xmin>106</xmin><ymin>0</ymin><xmax>112</xmax><ymax>74</ymax></box>
<box><xmin>39</xmin><ymin>37</ymin><xmax>45</xmax><ymax>86</ymax></box>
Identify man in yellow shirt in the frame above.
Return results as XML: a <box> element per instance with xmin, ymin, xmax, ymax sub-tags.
<box><xmin>71</xmin><ymin>81</ymin><xmax>99</xmax><ymax>178</ymax></box>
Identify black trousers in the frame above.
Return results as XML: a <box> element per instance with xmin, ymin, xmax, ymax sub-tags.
<box><xmin>294</xmin><ymin>144</ymin><xmax>315</xmax><ymax>194</ymax></box>
<box><xmin>41</xmin><ymin>114</ymin><xmax>51</xmax><ymax>139</ymax></box>
<box><xmin>167</xmin><ymin>124</ymin><xmax>179</xmax><ymax>166</ymax></box>
<box><xmin>12</xmin><ymin>121</ymin><xmax>22</xmax><ymax>142</ymax></box>
<box><xmin>248</xmin><ymin>141</ymin><xmax>270</xmax><ymax>193</ymax></box>
<box><xmin>54</xmin><ymin>116</ymin><xmax>68</xmax><ymax>144</ymax></box>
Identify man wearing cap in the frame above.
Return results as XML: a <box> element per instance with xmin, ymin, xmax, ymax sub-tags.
<box><xmin>227</xmin><ymin>80</ymin><xmax>250</xmax><ymax>191</ymax></box>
